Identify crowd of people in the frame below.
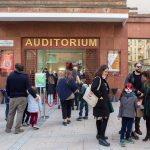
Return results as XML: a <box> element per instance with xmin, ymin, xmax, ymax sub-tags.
<box><xmin>0</xmin><ymin>62</ymin><xmax>150</xmax><ymax>148</ymax></box>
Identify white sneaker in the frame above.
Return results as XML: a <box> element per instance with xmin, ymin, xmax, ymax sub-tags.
<box><xmin>33</xmin><ymin>125</ymin><xmax>40</xmax><ymax>130</ymax></box>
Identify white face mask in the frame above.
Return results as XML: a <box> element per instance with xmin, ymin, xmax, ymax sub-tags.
<box><xmin>125</xmin><ymin>88</ymin><xmax>132</xmax><ymax>94</ymax></box>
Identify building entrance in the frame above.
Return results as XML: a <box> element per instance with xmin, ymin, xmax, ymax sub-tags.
<box><xmin>25</xmin><ymin>48</ymin><xmax>97</xmax><ymax>85</ymax></box>
<box><xmin>37</xmin><ymin>49</ymin><xmax>84</xmax><ymax>73</ymax></box>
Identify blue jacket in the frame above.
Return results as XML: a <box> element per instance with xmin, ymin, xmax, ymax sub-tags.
<box><xmin>56</xmin><ymin>77</ymin><xmax>78</xmax><ymax>102</ymax></box>
<box><xmin>6</xmin><ymin>71</ymin><xmax>36</xmax><ymax>98</ymax></box>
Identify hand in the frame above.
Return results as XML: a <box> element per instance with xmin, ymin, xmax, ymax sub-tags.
<box><xmin>137</xmin><ymin>90</ymin><xmax>141</xmax><ymax>94</ymax></box>
<box><xmin>100</xmin><ymin>97</ymin><xmax>103</xmax><ymax>100</ymax></box>
<box><xmin>139</xmin><ymin>93</ymin><xmax>144</xmax><ymax>98</ymax></box>
<box><xmin>35</xmin><ymin>96</ymin><xmax>39</xmax><ymax>101</ymax></box>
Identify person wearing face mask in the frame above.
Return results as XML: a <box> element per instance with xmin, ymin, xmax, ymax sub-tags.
<box><xmin>91</xmin><ymin>64</ymin><xmax>114</xmax><ymax>147</ymax></box>
<box><xmin>124</xmin><ymin>62</ymin><xmax>144</xmax><ymax>139</ymax></box>
<box><xmin>118</xmin><ymin>83</ymin><xmax>138</xmax><ymax>147</ymax></box>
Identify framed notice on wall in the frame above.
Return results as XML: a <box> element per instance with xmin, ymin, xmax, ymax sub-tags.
<box><xmin>108</xmin><ymin>50</ymin><xmax>120</xmax><ymax>72</ymax></box>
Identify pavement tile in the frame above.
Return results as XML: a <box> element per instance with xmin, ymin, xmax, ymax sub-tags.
<box><xmin>0</xmin><ymin>103</ymin><xmax>149</xmax><ymax>150</ymax></box>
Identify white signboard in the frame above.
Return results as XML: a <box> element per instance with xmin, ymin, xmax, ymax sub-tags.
<box><xmin>0</xmin><ymin>40</ymin><xmax>14</xmax><ymax>47</ymax></box>
<box><xmin>108</xmin><ymin>51</ymin><xmax>120</xmax><ymax>72</ymax></box>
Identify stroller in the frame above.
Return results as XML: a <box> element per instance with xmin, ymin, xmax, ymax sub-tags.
<box><xmin>0</xmin><ymin>89</ymin><xmax>9</xmax><ymax>120</ymax></box>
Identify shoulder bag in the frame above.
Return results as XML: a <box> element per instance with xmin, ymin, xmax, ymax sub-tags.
<box><xmin>83</xmin><ymin>77</ymin><xmax>101</xmax><ymax>107</ymax></box>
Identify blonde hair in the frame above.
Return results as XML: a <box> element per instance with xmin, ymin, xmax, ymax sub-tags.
<box><xmin>48</xmin><ymin>76</ymin><xmax>55</xmax><ymax>84</ymax></box>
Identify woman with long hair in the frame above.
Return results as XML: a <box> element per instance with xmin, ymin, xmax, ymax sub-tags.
<box><xmin>91</xmin><ymin>64</ymin><xmax>114</xmax><ymax>147</ymax></box>
<box><xmin>56</xmin><ymin>70</ymin><xmax>78</xmax><ymax>126</ymax></box>
<box><xmin>142</xmin><ymin>70</ymin><xmax>150</xmax><ymax>141</ymax></box>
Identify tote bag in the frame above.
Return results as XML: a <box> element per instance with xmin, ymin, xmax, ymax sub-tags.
<box><xmin>83</xmin><ymin>77</ymin><xmax>101</xmax><ymax>107</ymax></box>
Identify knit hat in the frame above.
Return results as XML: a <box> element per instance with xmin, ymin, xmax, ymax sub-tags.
<box><xmin>124</xmin><ymin>83</ymin><xmax>133</xmax><ymax>94</ymax></box>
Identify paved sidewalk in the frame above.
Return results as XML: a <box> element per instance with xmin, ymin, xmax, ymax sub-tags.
<box><xmin>0</xmin><ymin>102</ymin><xmax>149</xmax><ymax>150</ymax></box>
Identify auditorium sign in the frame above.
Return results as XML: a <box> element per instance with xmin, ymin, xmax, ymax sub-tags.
<box><xmin>23</xmin><ymin>38</ymin><xmax>98</xmax><ymax>48</ymax></box>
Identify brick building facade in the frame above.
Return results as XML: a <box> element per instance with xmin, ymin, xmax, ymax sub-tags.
<box><xmin>0</xmin><ymin>0</ymin><xmax>149</xmax><ymax>93</ymax></box>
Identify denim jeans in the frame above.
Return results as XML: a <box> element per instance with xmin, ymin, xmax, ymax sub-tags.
<box><xmin>48</xmin><ymin>94</ymin><xmax>53</xmax><ymax>104</ymax></box>
<box><xmin>5</xmin><ymin>103</ymin><xmax>9</xmax><ymax>120</ymax></box>
<box><xmin>120</xmin><ymin>117</ymin><xmax>134</xmax><ymax>140</ymax></box>
<box><xmin>79</xmin><ymin>100</ymin><xmax>89</xmax><ymax>117</ymax></box>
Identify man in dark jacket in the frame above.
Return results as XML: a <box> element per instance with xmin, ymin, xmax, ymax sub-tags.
<box><xmin>5</xmin><ymin>63</ymin><xmax>38</xmax><ymax>134</ymax></box>
<box><xmin>124</xmin><ymin>62</ymin><xmax>144</xmax><ymax>139</ymax></box>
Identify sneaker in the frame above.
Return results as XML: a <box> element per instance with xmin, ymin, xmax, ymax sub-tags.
<box><xmin>77</xmin><ymin>117</ymin><xmax>82</xmax><ymax>121</ymax></box>
<box><xmin>135</xmin><ymin>129</ymin><xmax>142</xmax><ymax>135</ymax></box>
<box><xmin>126</xmin><ymin>138</ymin><xmax>135</xmax><ymax>144</ymax></box>
<box><xmin>5</xmin><ymin>128</ymin><xmax>11</xmax><ymax>133</ymax></box>
<box><xmin>120</xmin><ymin>139</ymin><xmax>126</xmax><ymax>147</ymax></box>
<box><xmin>83</xmin><ymin>116</ymin><xmax>88</xmax><ymax>120</ymax></box>
<box><xmin>14</xmin><ymin>128</ymin><xmax>24</xmax><ymax>134</ymax></box>
<box><xmin>22</xmin><ymin>122</ymin><xmax>30</xmax><ymax>127</ymax></box>
<box><xmin>131</xmin><ymin>131</ymin><xmax>139</xmax><ymax>140</ymax></box>
<box><xmin>33</xmin><ymin>125</ymin><xmax>40</xmax><ymax>130</ymax></box>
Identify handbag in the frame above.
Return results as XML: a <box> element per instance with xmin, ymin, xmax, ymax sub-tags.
<box><xmin>83</xmin><ymin>77</ymin><xmax>101</xmax><ymax>107</ymax></box>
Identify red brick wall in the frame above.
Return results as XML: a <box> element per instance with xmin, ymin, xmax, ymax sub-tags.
<box><xmin>128</xmin><ymin>19</ymin><xmax>150</xmax><ymax>38</ymax></box>
<box><xmin>0</xmin><ymin>22</ymin><xmax>128</xmax><ymax>89</ymax></box>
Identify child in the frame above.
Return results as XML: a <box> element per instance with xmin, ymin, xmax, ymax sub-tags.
<box><xmin>77</xmin><ymin>81</ymin><xmax>89</xmax><ymax>121</ymax></box>
<box><xmin>27</xmin><ymin>87</ymin><xmax>42</xmax><ymax>129</ymax></box>
<box><xmin>118</xmin><ymin>83</ymin><xmax>137</xmax><ymax>147</ymax></box>
<box><xmin>46</xmin><ymin>75</ymin><xmax>55</xmax><ymax>104</ymax></box>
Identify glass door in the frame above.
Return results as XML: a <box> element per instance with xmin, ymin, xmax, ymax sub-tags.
<box><xmin>37</xmin><ymin>49</ymin><xmax>84</xmax><ymax>74</ymax></box>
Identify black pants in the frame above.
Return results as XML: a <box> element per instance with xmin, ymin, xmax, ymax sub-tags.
<box><xmin>135</xmin><ymin>117</ymin><xmax>141</xmax><ymax>131</ymax></box>
<box><xmin>72</xmin><ymin>93</ymin><xmax>78</xmax><ymax>107</ymax></box>
<box><xmin>96</xmin><ymin>117</ymin><xmax>109</xmax><ymax>139</ymax></box>
<box><xmin>120</xmin><ymin>117</ymin><xmax>134</xmax><ymax>140</ymax></box>
<box><xmin>61</xmin><ymin>100</ymin><xmax>73</xmax><ymax>119</ymax></box>
<box><xmin>22</xmin><ymin>104</ymin><xmax>30</xmax><ymax>124</ymax></box>
<box><xmin>145</xmin><ymin>116</ymin><xmax>150</xmax><ymax>137</ymax></box>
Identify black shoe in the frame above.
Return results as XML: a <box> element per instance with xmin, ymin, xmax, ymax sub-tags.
<box><xmin>76</xmin><ymin>106</ymin><xmax>79</xmax><ymax>110</ymax></box>
<box><xmin>96</xmin><ymin>134</ymin><xmax>100</xmax><ymax>140</ymax></box>
<box><xmin>72</xmin><ymin>107</ymin><xmax>74</xmax><ymax>110</ymax></box>
<box><xmin>143</xmin><ymin>135</ymin><xmax>150</xmax><ymax>142</ymax></box>
<box><xmin>77</xmin><ymin>117</ymin><xmax>82</xmax><ymax>121</ymax></box>
<box><xmin>119</xmin><ymin>130</ymin><xmax>121</xmax><ymax>134</ymax></box>
<box><xmin>67</xmin><ymin>120</ymin><xmax>71</xmax><ymax>124</ymax></box>
<box><xmin>83</xmin><ymin>116</ymin><xmax>88</xmax><ymax>120</ymax></box>
<box><xmin>96</xmin><ymin>134</ymin><xmax>108</xmax><ymax>140</ymax></box>
<box><xmin>135</xmin><ymin>129</ymin><xmax>142</xmax><ymax>135</ymax></box>
<box><xmin>99</xmin><ymin>138</ymin><xmax>110</xmax><ymax>147</ymax></box>
<box><xmin>131</xmin><ymin>132</ymin><xmax>139</xmax><ymax>140</ymax></box>
<box><xmin>62</xmin><ymin>122</ymin><xmax>67</xmax><ymax>126</ymax></box>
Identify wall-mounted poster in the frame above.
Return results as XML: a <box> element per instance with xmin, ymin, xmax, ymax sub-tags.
<box><xmin>108</xmin><ymin>51</ymin><xmax>120</xmax><ymax>72</ymax></box>
<box><xmin>0</xmin><ymin>54</ymin><xmax>14</xmax><ymax>72</ymax></box>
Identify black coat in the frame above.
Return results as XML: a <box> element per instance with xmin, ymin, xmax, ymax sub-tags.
<box><xmin>91</xmin><ymin>76</ymin><xmax>110</xmax><ymax>117</ymax></box>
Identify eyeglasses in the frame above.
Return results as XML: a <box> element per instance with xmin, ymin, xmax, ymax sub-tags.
<box><xmin>136</xmin><ymin>66</ymin><xmax>142</xmax><ymax>68</ymax></box>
